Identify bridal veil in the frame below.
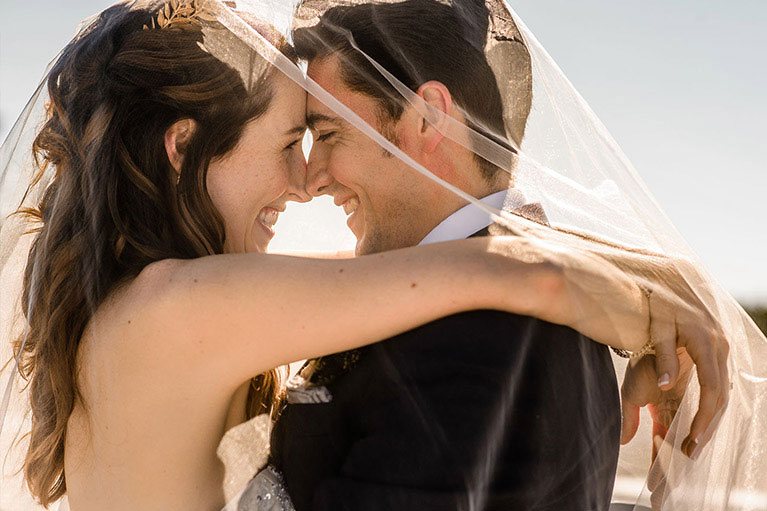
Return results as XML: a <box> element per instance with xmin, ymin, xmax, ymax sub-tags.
<box><xmin>0</xmin><ymin>1</ymin><xmax>764</xmax><ymax>509</ymax></box>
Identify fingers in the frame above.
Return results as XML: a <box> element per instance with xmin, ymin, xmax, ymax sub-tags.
<box><xmin>650</xmin><ymin>475</ymin><xmax>667</xmax><ymax>511</ymax></box>
<box><xmin>689</xmin><ymin>341</ymin><xmax>731</xmax><ymax>458</ymax></box>
<box><xmin>647</xmin><ymin>433</ymin><xmax>667</xmax><ymax>491</ymax></box>
<box><xmin>680</xmin><ymin>321</ymin><xmax>729</xmax><ymax>458</ymax></box>
<box><xmin>648</xmin><ymin>432</ymin><xmax>670</xmax><ymax>510</ymax></box>
<box><xmin>651</xmin><ymin>308</ymin><xmax>679</xmax><ymax>391</ymax></box>
<box><xmin>681</xmin><ymin>343</ymin><xmax>720</xmax><ymax>457</ymax></box>
<box><xmin>619</xmin><ymin>357</ymin><xmax>660</xmax><ymax>444</ymax></box>
<box><xmin>620</xmin><ymin>398</ymin><xmax>640</xmax><ymax>445</ymax></box>
<box><xmin>681</xmin><ymin>386</ymin><xmax>717</xmax><ymax>458</ymax></box>
<box><xmin>651</xmin><ymin>418</ymin><xmax>669</xmax><ymax>464</ymax></box>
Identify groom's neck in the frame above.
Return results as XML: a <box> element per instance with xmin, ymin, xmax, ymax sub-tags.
<box><xmin>356</xmin><ymin>172</ymin><xmax>509</xmax><ymax>256</ymax></box>
<box><xmin>411</xmin><ymin>178</ymin><xmax>510</xmax><ymax>245</ymax></box>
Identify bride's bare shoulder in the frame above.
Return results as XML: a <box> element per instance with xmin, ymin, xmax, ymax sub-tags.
<box><xmin>80</xmin><ymin>259</ymin><xmax>186</xmax><ymax>368</ymax></box>
<box><xmin>92</xmin><ymin>259</ymin><xmax>182</xmax><ymax>320</ymax></box>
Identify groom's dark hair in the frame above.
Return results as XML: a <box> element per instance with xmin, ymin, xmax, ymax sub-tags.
<box><xmin>293</xmin><ymin>0</ymin><xmax>532</xmax><ymax>180</ymax></box>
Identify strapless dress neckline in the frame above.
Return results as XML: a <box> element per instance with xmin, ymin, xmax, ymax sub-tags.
<box><xmin>216</xmin><ymin>414</ymin><xmax>295</xmax><ymax>511</ymax></box>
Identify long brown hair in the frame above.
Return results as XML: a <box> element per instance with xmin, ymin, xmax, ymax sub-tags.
<box><xmin>13</xmin><ymin>3</ymin><xmax>292</xmax><ymax>505</ymax></box>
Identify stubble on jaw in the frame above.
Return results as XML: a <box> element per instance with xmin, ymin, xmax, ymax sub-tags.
<box><xmin>356</xmin><ymin>195</ymin><xmax>423</xmax><ymax>256</ymax></box>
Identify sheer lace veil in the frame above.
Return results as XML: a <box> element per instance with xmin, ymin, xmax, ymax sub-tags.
<box><xmin>0</xmin><ymin>1</ymin><xmax>765</xmax><ymax>510</ymax></box>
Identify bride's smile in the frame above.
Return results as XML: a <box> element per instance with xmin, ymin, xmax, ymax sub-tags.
<box><xmin>200</xmin><ymin>73</ymin><xmax>310</xmax><ymax>255</ymax></box>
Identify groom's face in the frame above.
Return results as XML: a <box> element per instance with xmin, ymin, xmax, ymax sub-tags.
<box><xmin>305</xmin><ymin>56</ymin><xmax>428</xmax><ymax>255</ymax></box>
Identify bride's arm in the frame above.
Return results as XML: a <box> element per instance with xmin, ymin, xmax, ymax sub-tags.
<box><xmin>495</xmin><ymin>216</ymin><xmax>727</xmax><ymax>366</ymax></box>
<box><xmin>267</xmin><ymin>249</ymin><xmax>355</xmax><ymax>259</ymax></box>
<box><xmin>129</xmin><ymin>236</ymin><xmax>565</xmax><ymax>390</ymax></box>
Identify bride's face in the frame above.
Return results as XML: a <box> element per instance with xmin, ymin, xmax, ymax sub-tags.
<box><xmin>207</xmin><ymin>74</ymin><xmax>310</xmax><ymax>254</ymax></box>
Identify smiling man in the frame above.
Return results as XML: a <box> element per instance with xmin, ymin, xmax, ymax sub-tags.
<box><xmin>301</xmin><ymin>67</ymin><xmax>512</xmax><ymax>256</ymax></box>
<box><xmin>296</xmin><ymin>0</ymin><xmax>525</xmax><ymax>255</ymax></box>
<box><xmin>266</xmin><ymin>2</ymin><xmax>622</xmax><ymax>511</ymax></box>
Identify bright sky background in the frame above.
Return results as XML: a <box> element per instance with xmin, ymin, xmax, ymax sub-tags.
<box><xmin>1</xmin><ymin>1</ymin><xmax>765</xmax><ymax>303</ymax></box>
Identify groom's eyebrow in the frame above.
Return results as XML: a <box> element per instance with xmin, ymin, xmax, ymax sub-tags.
<box><xmin>306</xmin><ymin>113</ymin><xmax>344</xmax><ymax>130</ymax></box>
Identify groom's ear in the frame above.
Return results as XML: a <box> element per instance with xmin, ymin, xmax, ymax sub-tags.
<box><xmin>414</xmin><ymin>81</ymin><xmax>452</xmax><ymax>155</ymax></box>
<box><xmin>164</xmin><ymin>118</ymin><xmax>198</xmax><ymax>174</ymax></box>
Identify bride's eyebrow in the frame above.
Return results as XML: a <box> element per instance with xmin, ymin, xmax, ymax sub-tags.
<box><xmin>283</xmin><ymin>123</ymin><xmax>308</xmax><ymax>137</ymax></box>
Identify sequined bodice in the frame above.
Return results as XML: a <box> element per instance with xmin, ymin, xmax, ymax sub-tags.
<box><xmin>216</xmin><ymin>414</ymin><xmax>295</xmax><ymax>511</ymax></box>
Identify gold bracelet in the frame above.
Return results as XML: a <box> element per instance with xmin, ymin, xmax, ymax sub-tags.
<box><xmin>611</xmin><ymin>284</ymin><xmax>654</xmax><ymax>359</ymax></box>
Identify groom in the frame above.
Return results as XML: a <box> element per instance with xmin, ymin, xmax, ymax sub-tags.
<box><xmin>268</xmin><ymin>1</ymin><xmax>621</xmax><ymax>510</ymax></box>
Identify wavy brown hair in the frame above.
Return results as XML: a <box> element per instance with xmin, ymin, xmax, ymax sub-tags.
<box><xmin>13</xmin><ymin>3</ymin><xmax>294</xmax><ymax>505</ymax></box>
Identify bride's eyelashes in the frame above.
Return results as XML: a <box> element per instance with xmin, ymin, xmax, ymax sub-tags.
<box><xmin>283</xmin><ymin>138</ymin><xmax>302</xmax><ymax>152</ymax></box>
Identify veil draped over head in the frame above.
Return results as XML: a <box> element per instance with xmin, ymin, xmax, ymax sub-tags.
<box><xmin>0</xmin><ymin>0</ymin><xmax>765</xmax><ymax>510</ymax></box>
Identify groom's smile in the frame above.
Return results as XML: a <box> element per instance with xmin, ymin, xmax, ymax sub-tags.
<box><xmin>335</xmin><ymin>194</ymin><xmax>361</xmax><ymax>231</ymax></box>
<box><xmin>304</xmin><ymin>55</ymin><xmax>437</xmax><ymax>255</ymax></box>
<box><xmin>339</xmin><ymin>197</ymin><xmax>359</xmax><ymax>217</ymax></box>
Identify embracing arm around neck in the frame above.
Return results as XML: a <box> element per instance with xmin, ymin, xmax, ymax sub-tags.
<box><xmin>112</xmin><ymin>237</ymin><xmax>561</xmax><ymax>393</ymax></box>
<box><xmin>105</xmin><ymin>233</ymin><xmax>668</xmax><ymax>396</ymax></box>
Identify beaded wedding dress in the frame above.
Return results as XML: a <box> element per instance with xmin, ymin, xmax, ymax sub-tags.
<box><xmin>217</xmin><ymin>414</ymin><xmax>294</xmax><ymax>511</ymax></box>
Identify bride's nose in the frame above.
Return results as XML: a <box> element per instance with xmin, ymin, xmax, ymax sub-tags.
<box><xmin>286</xmin><ymin>155</ymin><xmax>311</xmax><ymax>203</ymax></box>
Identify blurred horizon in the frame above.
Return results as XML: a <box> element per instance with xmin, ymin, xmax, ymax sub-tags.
<box><xmin>1</xmin><ymin>0</ymin><xmax>765</xmax><ymax>304</ymax></box>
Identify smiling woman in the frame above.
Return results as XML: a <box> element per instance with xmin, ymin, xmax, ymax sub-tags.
<box><xmin>175</xmin><ymin>73</ymin><xmax>311</xmax><ymax>255</ymax></box>
<box><xmin>6</xmin><ymin>4</ymin><xmax>306</xmax><ymax>506</ymax></box>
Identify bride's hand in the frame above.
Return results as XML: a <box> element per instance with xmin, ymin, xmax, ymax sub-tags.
<box><xmin>620</xmin><ymin>349</ymin><xmax>694</xmax><ymax>451</ymax></box>
<box><xmin>620</xmin><ymin>266</ymin><xmax>730</xmax><ymax>459</ymax></box>
<box><xmin>486</xmin><ymin>235</ymin><xmax>650</xmax><ymax>350</ymax></box>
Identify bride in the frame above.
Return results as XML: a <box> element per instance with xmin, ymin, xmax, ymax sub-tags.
<box><xmin>0</xmin><ymin>1</ymin><xmax>750</xmax><ymax>510</ymax></box>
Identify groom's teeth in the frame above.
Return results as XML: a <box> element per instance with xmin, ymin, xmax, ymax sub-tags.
<box><xmin>258</xmin><ymin>208</ymin><xmax>279</xmax><ymax>229</ymax></box>
<box><xmin>343</xmin><ymin>198</ymin><xmax>359</xmax><ymax>215</ymax></box>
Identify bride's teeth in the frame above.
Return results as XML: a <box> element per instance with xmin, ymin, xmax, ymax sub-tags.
<box><xmin>343</xmin><ymin>198</ymin><xmax>359</xmax><ymax>215</ymax></box>
<box><xmin>258</xmin><ymin>209</ymin><xmax>279</xmax><ymax>229</ymax></box>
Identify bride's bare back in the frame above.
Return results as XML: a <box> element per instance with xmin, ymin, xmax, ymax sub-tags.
<box><xmin>65</xmin><ymin>279</ymin><xmax>229</xmax><ymax>511</ymax></box>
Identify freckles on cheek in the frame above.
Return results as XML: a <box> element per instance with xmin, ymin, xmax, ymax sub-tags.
<box><xmin>207</xmin><ymin>171</ymin><xmax>250</xmax><ymax>230</ymax></box>
<box><xmin>262</xmin><ymin>163</ymin><xmax>288</xmax><ymax>194</ymax></box>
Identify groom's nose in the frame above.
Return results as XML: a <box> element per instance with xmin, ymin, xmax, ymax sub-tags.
<box><xmin>306</xmin><ymin>152</ymin><xmax>334</xmax><ymax>197</ymax></box>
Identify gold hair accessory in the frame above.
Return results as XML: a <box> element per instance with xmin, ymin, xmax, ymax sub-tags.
<box><xmin>143</xmin><ymin>0</ymin><xmax>217</xmax><ymax>30</ymax></box>
<box><xmin>612</xmin><ymin>284</ymin><xmax>655</xmax><ymax>359</ymax></box>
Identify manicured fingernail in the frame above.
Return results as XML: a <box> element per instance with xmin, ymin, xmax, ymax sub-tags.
<box><xmin>658</xmin><ymin>373</ymin><xmax>670</xmax><ymax>387</ymax></box>
<box><xmin>691</xmin><ymin>444</ymin><xmax>701</xmax><ymax>460</ymax></box>
<box><xmin>689</xmin><ymin>437</ymin><xmax>700</xmax><ymax>459</ymax></box>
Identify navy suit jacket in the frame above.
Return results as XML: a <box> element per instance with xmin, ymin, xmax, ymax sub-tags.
<box><xmin>270</xmin><ymin>230</ymin><xmax>621</xmax><ymax>511</ymax></box>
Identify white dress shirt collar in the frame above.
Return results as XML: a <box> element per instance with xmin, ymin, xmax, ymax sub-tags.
<box><xmin>418</xmin><ymin>189</ymin><xmax>526</xmax><ymax>246</ymax></box>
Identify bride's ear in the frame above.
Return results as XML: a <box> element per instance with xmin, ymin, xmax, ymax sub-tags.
<box><xmin>164</xmin><ymin>118</ymin><xmax>198</xmax><ymax>174</ymax></box>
